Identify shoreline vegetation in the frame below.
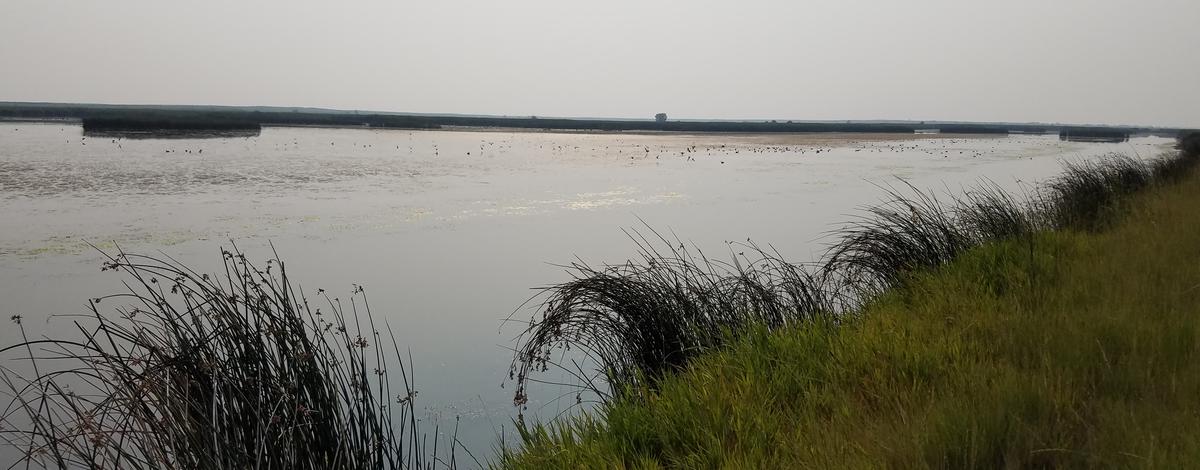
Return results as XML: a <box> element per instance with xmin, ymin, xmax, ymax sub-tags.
<box><xmin>500</xmin><ymin>133</ymin><xmax>1200</xmax><ymax>468</ymax></box>
<box><xmin>0</xmin><ymin>248</ymin><xmax>468</xmax><ymax>469</ymax></box>
<box><xmin>1</xmin><ymin>101</ymin><xmax>1192</xmax><ymax>138</ymax></box>
<box><xmin>81</xmin><ymin>118</ymin><xmax>263</xmax><ymax>139</ymax></box>
<box><xmin>0</xmin><ymin>128</ymin><xmax>1195</xmax><ymax>468</ymax></box>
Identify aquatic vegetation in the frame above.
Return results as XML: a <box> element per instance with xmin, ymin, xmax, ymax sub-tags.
<box><xmin>508</xmin><ymin>135</ymin><xmax>1200</xmax><ymax>406</ymax></box>
<box><xmin>954</xmin><ymin>181</ymin><xmax>1037</xmax><ymax>244</ymax></box>
<box><xmin>508</xmin><ymin>231</ymin><xmax>835</xmax><ymax>403</ymax></box>
<box><xmin>500</xmin><ymin>132</ymin><xmax>1200</xmax><ymax>469</ymax></box>
<box><xmin>825</xmin><ymin>181</ymin><xmax>974</xmax><ymax>297</ymax></box>
<box><xmin>0</xmin><ymin>247</ymin><xmax>456</xmax><ymax>469</ymax></box>
<box><xmin>1042</xmin><ymin>155</ymin><xmax>1153</xmax><ymax>231</ymax></box>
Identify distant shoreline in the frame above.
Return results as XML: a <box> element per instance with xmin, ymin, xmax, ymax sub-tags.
<box><xmin>0</xmin><ymin>102</ymin><xmax>1191</xmax><ymax>138</ymax></box>
<box><xmin>265</xmin><ymin>122</ymin><xmax>996</xmax><ymax>140</ymax></box>
<box><xmin>3</xmin><ymin>118</ymin><xmax>1154</xmax><ymax>145</ymax></box>
<box><xmin>1</xmin><ymin>118</ymin><xmax>1021</xmax><ymax>146</ymax></box>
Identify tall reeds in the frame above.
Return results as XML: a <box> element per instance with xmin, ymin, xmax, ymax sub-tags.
<box><xmin>510</xmin><ymin>137</ymin><xmax>1200</xmax><ymax>404</ymax></box>
<box><xmin>508</xmin><ymin>230</ymin><xmax>835</xmax><ymax>403</ymax></box>
<box><xmin>0</xmin><ymin>247</ymin><xmax>451</xmax><ymax>469</ymax></box>
<box><xmin>1042</xmin><ymin>156</ymin><xmax>1152</xmax><ymax>231</ymax></box>
<box><xmin>825</xmin><ymin>182</ymin><xmax>975</xmax><ymax>297</ymax></box>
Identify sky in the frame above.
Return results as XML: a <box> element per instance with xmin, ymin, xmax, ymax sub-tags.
<box><xmin>1</xmin><ymin>0</ymin><xmax>1197</xmax><ymax>128</ymax></box>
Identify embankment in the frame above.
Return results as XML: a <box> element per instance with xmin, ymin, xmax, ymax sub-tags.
<box><xmin>502</xmin><ymin>138</ymin><xmax>1200</xmax><ymax>468</ymax></box>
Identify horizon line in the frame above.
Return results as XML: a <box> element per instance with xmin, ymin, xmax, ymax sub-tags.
<box><xmin>0</xmin><ymin>100</ymin><xmax>1192</xmax><ymax>131</ymax></box>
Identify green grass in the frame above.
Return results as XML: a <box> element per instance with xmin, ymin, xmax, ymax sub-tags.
<box><xmin>500</xmin><ymin>167</ymin><xmax>1200</xmax><ymax>468</ymax></box>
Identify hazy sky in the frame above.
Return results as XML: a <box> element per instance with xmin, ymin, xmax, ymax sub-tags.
<box><xmin>2</xmin><ymin>0</ymin><xmax>1197</xmax><ymax>127</ymax></box>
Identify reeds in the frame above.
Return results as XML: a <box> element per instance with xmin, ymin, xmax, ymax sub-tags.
<box><xmin>508</xmin><ymin>230</ymin><xmax>835</xmax><ymax>404</ymax></box>
<box><xmin>510</xmin><ymin>137</ymin><xmax>1200</xmax><ymax>405</ymax></box>
<box><xmin>825</xmin><ymin>182</ymin><xmax>975</xmax><ymax>297</ymax></box>
<box><xmin>1042</xmin><ymin>155</ymin><xmax>1152</xmax><ymax>231</ymax></box>
<box><xmin>499</xmin><ymin>144</ymin><xmax>1200</xmax><ymax>468</ymax></box>
<box><xmin>0</xmin><ymin>246</ymin><xmax>450</xmax><ymax>469</ymax></box>
<box><xmin>955</xmin><ymin>181</ymin><xmax>1037</xmax><ymax>243</ymax></box>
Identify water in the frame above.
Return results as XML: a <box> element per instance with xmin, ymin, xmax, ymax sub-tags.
<box><xmin>0</xmin><ymin>123</ymin><xmax>1174</xmax><ymax>463</ymax></box>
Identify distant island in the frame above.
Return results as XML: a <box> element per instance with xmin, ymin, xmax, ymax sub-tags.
<box><xmin>0</xmin><ymin>101</ymin><xmax>1190</xmax><ymax>140</ymax></box>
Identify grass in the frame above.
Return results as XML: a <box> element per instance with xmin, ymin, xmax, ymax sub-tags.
<box><xmin>500</xmin><ymin>138</ymin><xmax>1200</xmax><ymax>468</ymax></box>
<box><xmin>825</xmin><ymin>181</ymin><xmax>979</xmax><ymax>297</ymax></box>
<box><xmin>508</xmin><ymin>145</ymin><xmax>1198</xmax><ymax>406</ymax></box>
<box><xmin>507</xmin><ymin>231</ymin><xmax>835</xmax><ymax>405</ymax></box>
<box><xmin>0</xmin><ymin>247</ymin><xmax>456</xmax><ymax>469</ymax></box>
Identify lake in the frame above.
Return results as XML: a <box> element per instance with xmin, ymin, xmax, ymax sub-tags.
<box><xmin>0</xmin><ymin>122</ymin><xmax>1174</xmax><ymax>462</ymax></box>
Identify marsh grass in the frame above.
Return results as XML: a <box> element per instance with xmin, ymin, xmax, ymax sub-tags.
<box><xmin>507</xmin><ymin>230</ymin><xmax>836</xmax><ymax>405</ymax></box>
<box><xmin>501</xmin><ymin>133</ymin><xmax>1200</xmax><ymax>469</ymax></box>
<box><xmin>955</xmin><ymin>181</ymin><xmax>1038</xmax><ymax>244</ymax></box>
<box><xmin>1042</xmin><ymin>155</ymin><xmax>1153</xmax><ymax>232</ymax></box>
<box><xmin>825</xmin><ymin>181</ymin><xmax>975</xmax><ymax>297</ymax></box>
<box><xmin>0</xmin><ymin>246</ymin><xmax>455</xmax><ymax>469</ymax></box>
<box><xmin>509</xmin><ymin>138</ymin><xmax>1200</xmax><ymax>410</ymax></box>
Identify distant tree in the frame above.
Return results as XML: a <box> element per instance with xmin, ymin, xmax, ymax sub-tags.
<box><xmin>655</xmin><ymin>113</ymin><xmax>668</xmax><ymax>123</ymax></box>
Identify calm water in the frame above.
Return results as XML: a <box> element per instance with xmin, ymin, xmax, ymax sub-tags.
<box><xmin>0</xmin><ymin>123</ymin><xmax>1174</xmax><ymax>462</ymax></box>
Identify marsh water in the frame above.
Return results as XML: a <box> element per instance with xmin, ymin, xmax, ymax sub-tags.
<box><xmin>0</xmin><ymin>123</ymin><xmax>1174</xmax><ymax>461</ymax></box>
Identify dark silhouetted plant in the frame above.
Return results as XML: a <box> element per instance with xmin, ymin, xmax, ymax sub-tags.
<box><xmin>507</xmin><ymin>229</ymin><xmax>834</xmax><ymax>404</ymax></box>
<box><xmin>0</xmin><ymin>246</ymin><xmax>454</xmax><ymax>469</ymax></box>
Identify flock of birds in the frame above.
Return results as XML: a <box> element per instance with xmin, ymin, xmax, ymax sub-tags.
<box><xmin>16</xmin><ymin>124</ymin><xmax>1029</xmax><ymax>167</ymax></box>
<box><xmin>2</xmin><ymin>124</ymin><xmax>1098</xmax><ymax>206</ymax></box>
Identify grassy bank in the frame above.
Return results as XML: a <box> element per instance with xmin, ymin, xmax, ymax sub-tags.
<box><xmin>502</xmin><ymin>160</ymin><xmax>1200</xmax><ymax>467</ymax></box>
